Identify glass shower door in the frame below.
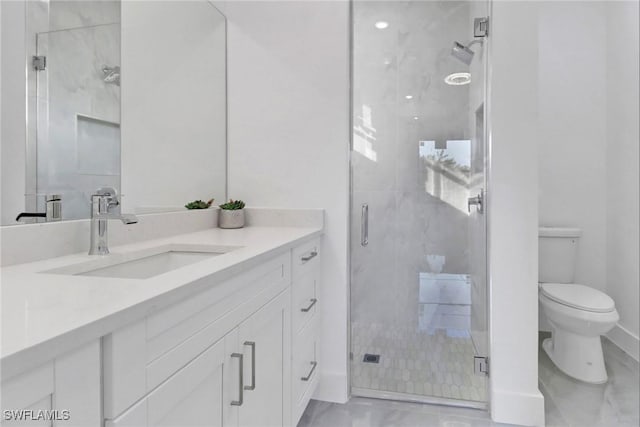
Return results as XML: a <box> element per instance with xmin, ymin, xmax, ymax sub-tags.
<box><xmin>350</xmin><ymin>0</ymin><xmax>489</xmax><ymax>405</ymax></box>
<box><xmin>34</xmin><ymin>22</ymin><xmax>121</xmax><ymax>220</ymax></box>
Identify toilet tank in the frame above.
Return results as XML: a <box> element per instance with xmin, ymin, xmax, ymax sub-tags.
<box><xmin>538</xmin><ymin>227</ymin><xmax>582</xmax><ymax>283</ymax></box>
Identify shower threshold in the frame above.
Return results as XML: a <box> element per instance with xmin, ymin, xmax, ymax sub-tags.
<box><xmin>350</xmin><ymin>387</ymin><xmax>488</xmax><ymax>411</ymax></box>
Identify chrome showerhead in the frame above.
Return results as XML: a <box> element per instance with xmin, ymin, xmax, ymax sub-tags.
<box><xmin>451</xmin><ymin>41</ymin><xmax>475</xmax><ymax>66</ymax></box>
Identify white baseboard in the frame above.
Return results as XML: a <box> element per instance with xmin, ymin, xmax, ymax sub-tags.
<box><xmin>312</xmin><ymin>371</ymin><xmax>348</xmax><ymax>404</ymax></box>
<box><xmin>490</xmin><ymin>388</ymin><xmax>545</xmax><ymax>427</ymax></box>
<box><xmin>607</xmin><ymin>324</ymin><xmax>640</xmax><ymax>362</ymax></box>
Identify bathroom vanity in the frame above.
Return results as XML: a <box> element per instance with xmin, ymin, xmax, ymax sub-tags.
<box><xmin>1</xmin><ymin>220</ymin><xmax>322</xmax><ymax>427</ymax></box>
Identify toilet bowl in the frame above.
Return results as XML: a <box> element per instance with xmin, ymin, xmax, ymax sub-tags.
<box><xmin>539</xmin><ymin>283</ymin><xmax>619</xmax><ymax>384</ymax></box>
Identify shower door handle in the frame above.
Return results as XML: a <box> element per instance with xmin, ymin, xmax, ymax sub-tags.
<box><xmin>468</xmin><ymin>189</ymin><xmax>484</xmax><ymax>214</ymax></box>
<box><xmin>361</xmin><ymin>204</ymin><xmax>369</xmax><ymax>246</ymax></box>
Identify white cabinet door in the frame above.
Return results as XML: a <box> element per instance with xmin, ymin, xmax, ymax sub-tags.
<box><xmin>1</xmin><ymin>396</ymin><xmax>52</xmax><ymax>427</ymax></box>
<box><xmin>1</xmin><ymin>362</ymin><xmax>53</xmax><ymax>427</ymax></box>
<box><xmin>105</xmin><ymin>399</ymin><xmax>146</xmax><ymax>427</ymax></box>
<box><xmin>107</xmin><ymin>338</ymin><xmax>227</xmax><ymax>427</ymax></box>
<box><xmin>148</xmin><ymin>342</ymin><xmax>225</xmax><ymax>427</ymax></box>
<box><xmin>1</xmin><ymin>341</ymin><xmax>101</xmax><ymax>427</ymax></box>
<box><xmin>236</xmin><ymin>290</ymin><xmax>291</xmax><ymax>427</ymax></box>
<box><xmin>54</xmin><ymin>340</ymin><xmax>101</xmax><ymax>427</ymax></box>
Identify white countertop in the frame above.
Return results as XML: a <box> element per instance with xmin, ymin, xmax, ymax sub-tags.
<box><xmin>1</xmin><ymin>226</ymin><xmax>321</xmax><ymax>378</ymax></box>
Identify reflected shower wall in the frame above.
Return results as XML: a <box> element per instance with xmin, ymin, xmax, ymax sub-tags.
<box><xmin>28</xmin><ymin>0</ymin><xmax>121</xmax><ymax>220</ymax></box>
<box><xmin>351</xmin><ymin>0</ymin><xmax>488</xmax><ymax>403</ymax></box>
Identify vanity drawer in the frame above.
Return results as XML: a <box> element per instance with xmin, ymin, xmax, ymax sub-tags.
<box><xmin>292</xmin><ymin>238</ymin><xmax>321</xmax><ymax>279</ymax></box>
<box><xmin>103</xmin><ymin>253</ymin><xmax>290</xmax><ymax>419</ymax></box>
<box><xmin>292</xmin><ymin>318</ymin><xmax>319</xmax><ymax>425</ymax></box>
<box><xmin>146</xmin><ymin>254</ymin><xmax>289</xmax><ymax>362</ymax></box>
<box><xmin>292</xmin><ymin>264</ymin><xmax>319</xmax><ymax>333</ymax></box>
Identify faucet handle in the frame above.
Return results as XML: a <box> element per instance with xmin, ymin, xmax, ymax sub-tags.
<box><xmin>93</xmin><ymin>187</ymin><xmax>120</xmax><ymax>207</ymax></box>
<box><xmin>94</xmin><ymin>186</ymin><xmax>118</xmax><ymax>198</ymax></box>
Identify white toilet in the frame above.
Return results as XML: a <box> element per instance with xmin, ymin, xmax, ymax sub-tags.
<box><xmin>538</xmin><ymin>227</ymin><xmax>619</xmax><ymax>384</ymax></box>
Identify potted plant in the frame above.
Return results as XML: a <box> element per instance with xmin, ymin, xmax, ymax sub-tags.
<box><xmin>218</xmin><ymin>199</ymin><xmax>246</xmax><ymax>229</ymax></box>
<box><xmin>184</xmin><ymin>199</ymin><xmax>214</xmax><ymax>210</ymax></box>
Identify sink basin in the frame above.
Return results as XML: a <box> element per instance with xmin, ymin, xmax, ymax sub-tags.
<box><xmin>78</xmin><ymin>251</ymin><xmax>220</xmax><ymax>279</ymax></box>
<box><xmin>42</xmin><ymin>244</ymin><xmax>242</xmax><ymax>280</ymax></box>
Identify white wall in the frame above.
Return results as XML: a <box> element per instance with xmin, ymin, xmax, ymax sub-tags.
<box><xmin>219</xmin><ymin>0</ymin><xmax>351</xmax><ymax>402</ymax></box>
<box><xmin>538</xmin><ymin>1</ymin><xmax>607</xmax><ymax>294</ymax></box>
<box><xmin>489</xmin><ymin>1</ymin><xmax>545</xmax><ymax>425</ymax></box>
<box><xmin>536</xmin><ymin>1</ymin><xmax>640</xmax><ymax>359</ymax></box>
<box><xmin>0</xmin><ymin>0</ymin><xmax>27</xmax><ymax>225</ymax></box>
<box><xmin>222</xmin><ymin>0</ymin><xmax>549</xmax><ymax>420</ymax></box>
<box><xmin>605</xmin><ymin>0</ymin><xmax>640</xmax><ymax>360</ymax></box>
<box><xmin>121</xmin><ymin>1</ymin><xmax>227</xmax><ymax>213</ymax></box>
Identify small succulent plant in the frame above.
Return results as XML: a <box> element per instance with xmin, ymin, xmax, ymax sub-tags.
<box><xmin>185</xmin><ymin>199</ymin><xmax>214</xmax><ymax>209</ymax></box>
<box><xmin>219</xmin><ymin>199</ymin><xmax>246</xmax><ymax>210</ymax></box>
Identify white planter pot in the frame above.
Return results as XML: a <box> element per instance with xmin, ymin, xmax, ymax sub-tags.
<box><xmin>219</xmin><ymin>209</ymin><xmax>245</xmax><ymax>229</ymax></box>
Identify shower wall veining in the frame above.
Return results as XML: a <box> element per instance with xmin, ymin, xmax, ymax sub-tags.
<box><xmin>27</xmin><ymin>0</ymin><xmax>121</xmax><ymax>220</ymax></box>
<box><xmin>352</xmin><ymin>1</ymin><xmax>471</xmax><ymax>325</ymax></box>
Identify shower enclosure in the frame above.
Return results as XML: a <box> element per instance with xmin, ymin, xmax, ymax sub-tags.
<box><xmin>350</xmin><ymin>0</ymin><xmax>490</xmax><ymax>406</ymax></box>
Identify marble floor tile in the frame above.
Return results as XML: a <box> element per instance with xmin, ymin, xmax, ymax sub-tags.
<box><xmin>539</xmin><ymin>383</ymin><xmax>570</xmax><ymax>427</ymax></box>
<box><xmin>299</xmin><ymin>336</ymin><xmax>639</xmax><ymax>427</ymax></box>
<box><xmin>298</xmin><ymin>398</ymin><xmax>513</xmax><ymax>427</ymax></box>
<box><xmin>538</xmin><ymin>333</ymin><xmax>639</xmax><ymax>427</ymax></box>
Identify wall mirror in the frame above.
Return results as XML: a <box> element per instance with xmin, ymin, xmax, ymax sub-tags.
<box><xmin>0</xmin><ymin>0</ymin><xmax>227</xmax><ymax>225</ymax></box>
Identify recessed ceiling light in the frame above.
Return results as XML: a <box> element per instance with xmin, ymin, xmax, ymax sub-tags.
<box><xmin>444</xmin><ymin>72</ymin><xmax>471</xmax><ymax>86</ymax></box>
<box><xmin>413</xmin><ymin>116</ymin><xmax>419</xmax><ymax>120</ymax></box>
<box><xmin>405</xmin><ymin>95</ymin><xmax>413</xmax><ymax>100</ymax></box>
<box><xmin>375</xmin><ymin>21</ymin><xmax>389</xmax><ymax>30</ymax></box>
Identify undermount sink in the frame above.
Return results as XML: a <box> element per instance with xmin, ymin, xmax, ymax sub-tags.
<box><xmin>42</xmin><ymin>244</ymin><xmax>242</xmax><ymax>280</ymax></box>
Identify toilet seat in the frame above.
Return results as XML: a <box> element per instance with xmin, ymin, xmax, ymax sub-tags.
<box><xmin>540</xmin><ymin>283</ymin><xmax>615</xmax><ymax>313</ymax></box>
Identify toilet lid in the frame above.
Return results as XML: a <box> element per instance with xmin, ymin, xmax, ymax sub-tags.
<box><xmin>540</xmin><ymin>283</ymin><xmax>615</xmax><ymax>313</ymax></box>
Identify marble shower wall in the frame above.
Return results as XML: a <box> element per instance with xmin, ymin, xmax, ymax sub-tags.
<box><xmin>27</xmin><ymin>0</ymin><xmax>120</xmax><ymax>220</ymax></box>
<box><xmin>351</xmin><ymin>0</ymin><xmax>473</xmax><ymax>326</ymax></box>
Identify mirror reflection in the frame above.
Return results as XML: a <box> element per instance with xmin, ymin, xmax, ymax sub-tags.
<box><xmin>0</xmin><ymin>0</ymin><xmax>227</xmax><ymax>225</ymax></box>
<box><xmin>29</xmin><ymin>0</ymin><xmax>122</xmax><ymax>222</ymax></box>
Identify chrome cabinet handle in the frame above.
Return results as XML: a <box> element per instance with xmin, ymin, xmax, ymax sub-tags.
<box><xmin>301</xmin><ymin>361</ymin><xmax>318</xmax><ymax>382</ymax></box>
<box><xmin>300</xmin><ymin>298</ymin><xmax>318</xmax><ymax>313</ymax></box>
<box><xmin>301</xmin><ymin>251</ymin><xmax>318</xmax><ymax>262</ymax></box>
<box><xmin>361</xmin><ymin>204</ymin><xmax>368</xmax><ymax>246</ymax></box>
<box><xmin>243</xmin><ymin>341</ymin><xmax>256</xmax><ymax>391</ymax></box>
<box><xmin>230</xmin><ymin>353</ymin><xmax>244</xmax><ymax>406</ymax></box>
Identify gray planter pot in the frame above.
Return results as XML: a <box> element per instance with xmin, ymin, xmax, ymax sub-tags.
<box><xmin>219</xmin><ymin>209</ymin><xmax>245</xmax><ymax>229</ymax></box>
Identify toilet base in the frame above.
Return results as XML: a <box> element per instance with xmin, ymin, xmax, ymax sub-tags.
<box><xmin>542</xmin><ymin>332</ymin><xmax>608</xmax><ymax>384</ymax></box>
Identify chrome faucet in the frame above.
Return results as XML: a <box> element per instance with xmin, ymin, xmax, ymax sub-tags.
<box><xmin>89</xmin><ymin>187</ymin><xmax>138</xmax><ymax>255</ymax></box>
